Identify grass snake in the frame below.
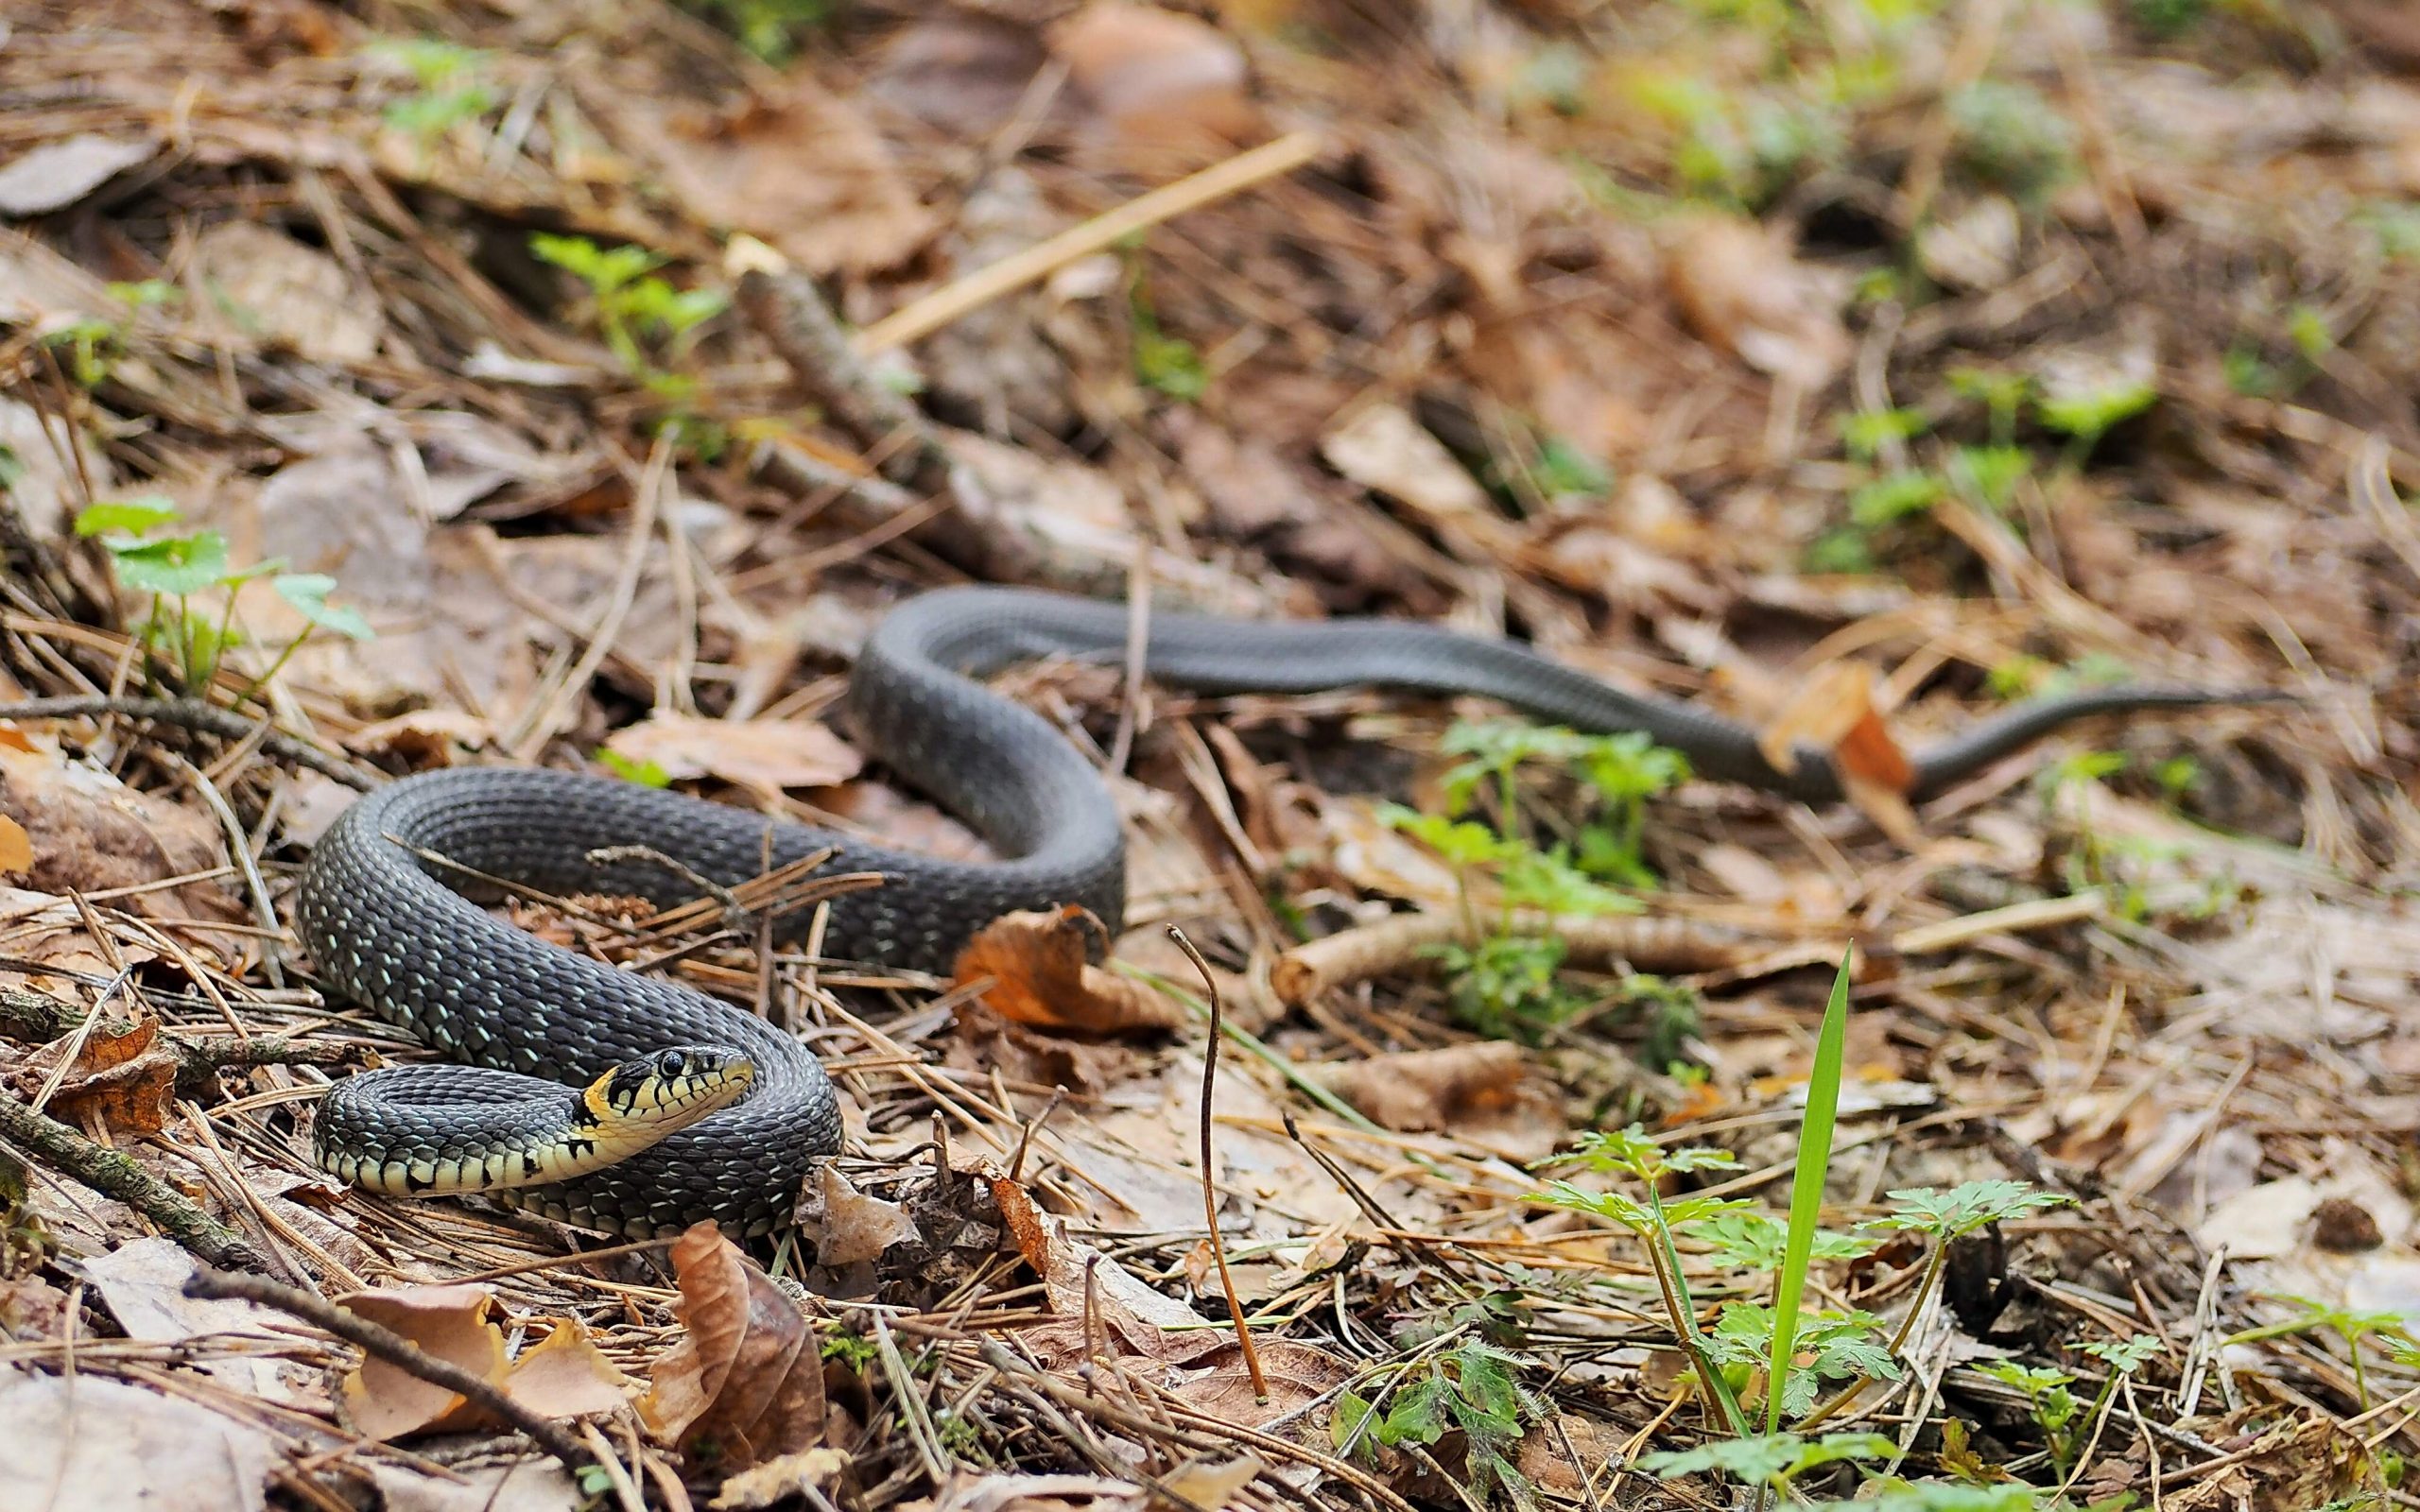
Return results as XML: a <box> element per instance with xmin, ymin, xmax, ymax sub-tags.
<box><xmin>299</xmin><ymin>585</ymin><xmax>2278</xmax><ymax>1237</ymax></box>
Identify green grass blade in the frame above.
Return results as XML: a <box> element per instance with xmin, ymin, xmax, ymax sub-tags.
<box><xmin>1767</xmin><ymin>949</ymin><xmax>1853</xmax><ymax>1432</ymax></box>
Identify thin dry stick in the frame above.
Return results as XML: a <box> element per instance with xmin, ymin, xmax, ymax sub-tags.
<box><xmin>0</xmin><ymin>696</ymin><xmax>372</xmax><ymax>788</ymax></box>
<box><xmin>182</xmin><ymin>1267</ymin><xmax>599</xmax><ymax>1478</ymax></box>
<box><xmin>0</xmin><ymin>1088</ymin><xmax>264</xmax><ymax>1270</ymax></box>
<box><xmin>1166</xmin><ymin>924</ymin><xmax>1268</xmax><ymax>1402</ymax></box>
<box><xmin>855</xmin><ymin>132</ymin><xmax>1322</xmax><ymax>353</ymax></box>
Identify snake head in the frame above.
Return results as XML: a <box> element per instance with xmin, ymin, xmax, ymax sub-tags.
<box><xmin>583</xmin><ymin>1044</ymin><xmax>756</xmax><ymax>1131</ymax></box>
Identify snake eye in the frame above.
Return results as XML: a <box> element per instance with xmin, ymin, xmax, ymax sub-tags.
<box><xmin>657</xmin><ymin>1050</ymin><xmax>688</xmax><ymax>1077</ymax></box>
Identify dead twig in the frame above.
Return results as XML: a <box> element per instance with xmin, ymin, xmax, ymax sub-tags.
<box><xmin>0</xmin><ymin>985</ymin><xmax>372</xmax><ymax>1097</ymax></box>
<box><xmin>1167</xmin><ymin>924</ymin><xmax>1268</xmax><ymax>1402</ymax></box>
<box><xmin>0</xmin><ymin>1085</ymin><xmax>265</xmax><ymax>1271</ymax></box>
<box><xmin>0</xmin><ymin>696</ymin><xmax>372</xmax><ymax>789</ymax></box>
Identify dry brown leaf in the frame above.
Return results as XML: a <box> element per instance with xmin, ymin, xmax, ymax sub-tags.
<box><xmin>1012</xmin><ymin>1212</ymin><xmax>1226</xmax><ymax>1371</ymax></box>
<box><xmin>0</xmin><ymin>1364</ymin><xmax>272</xmax><ymax>1512</ymax></box>
<box><xmin>951</xmin><ymin>906</ymin><xmax>1186</xmax><ymax>1035</ymax></box>
<box><xmin>1320</xmin><ymin>404</ymin><xmax>1518</xmax><ymax>553</ymax></box>
<box><xmin>26</xmin><ymin>1012</ymin><xmax>180</xmax><ymax>1138</ymax></box>
<box><xmin>86</xmin><ymin>1239</ymin><xmax>294</xmax><ymax>1400</ymax></box>
<box><xmin>1664</xmin><ymin>214</ymin><xmax>1851</xmax><ymax>389</ymax></box>
<box><xmin>710</xmin><ymin>1447</ymin><xmax>851</xmax><ymax>1511</ymax></box>
<box><xmin>798</xmin><ymin>1164</ymin><xmax>918</xmax><ymax>1268</ymax></box>
<box><xmin>498</xmin><ymin>1322</ymin><xmax>633</xmax><ymax>1421</ymax></box>
<box><xmin>1154</xmin><ymin>1454</ymin><xmax>1266</xmax><ymax>1511</ymax></box>
<box><xmin>0</xmin><ymin>738</ymin><xmax>244</xmax><ymax>924</ymax></box>
<box><xmin>192</xmin><ymin>221</ymin><xmax>383</xmax><ymax>364</ymax></box>
<box><xmin>1050</xmin><ymin>3</ymin><xmax>1265</xmax><ymax>173</ymax></box>
<box><xmin>642</xmin><ymin>1223</ymin><xmax>827</xmax><ymax>1476</ymax></box>
<box><xmin>1167</xmin><ymin>1339</ymin><xmax>1351</xmax><ymax>1429</ymax></box>
<box><xmin>604</xmin><ymin>79</ymin><xmax>933</xmax><ymax>276</ymax></box>
<box><xmin>1306</xmin><ymin>1041</ymin><xmax>1563</xmax><ymax>1161</ymax></box>
<box><xmin>0</xmin><ymin>134</ymin><xmax>156</xmax><ymax>216</ymax></box>
<box><xmin>1755</xmin><ymin>662</ymin><xmax>1920</xmax><ymax>844</ymax></box>
<box><xmin>337</xmin><ymin>1285</ymin><xmax>627</xmax><ymax>1440</ymax></box>
<box><xmin>0</xmin><ymin>815</ymin><xmax>28</xmax><ymax>874</ymax></box>
<box><xmin>338</xmin><ymin>1285</ymin><xmax>509</xmax><ymax>1439</ymax></box>
<box><xmin>605</xmin><ymin>714</ymin><xmax>863</xmax><ymax>799</ymax></box>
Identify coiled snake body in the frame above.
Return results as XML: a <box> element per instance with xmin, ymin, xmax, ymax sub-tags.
<box><xmin>300</xmin><ymin>586</ymin><xmax>2272</xmax><ymax>1237</ymax></box>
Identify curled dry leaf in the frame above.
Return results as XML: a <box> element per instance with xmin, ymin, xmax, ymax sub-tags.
<box><xmin>0</xmin><ymin>737</ymin><xmax>245</xmax><ymax>924</ymax></box>
<box><xmin>338</xmin><ymin>1284</ymin><xmax>629</xmax><ymax>1440</ymax></box>
<box><xmin>710</xmin><ymin>1446</ymin><xmax>851</xmax><ymax>1511</ymax></box>
<box><xmin>1012</xmin><ymin>1211</ymin><xmax>1226</xmax><ymax>1371</ymax></box>
<box><xmin>1664</xmin><ymin>213</ymin><xmax>1851</xmax><ymax>390</ymax></box>
<box><xmin>951</xmin><ymin>906</ymin><xmax>1187</xmax><ymax>1035</ymax></box>
<box><xmin>0</xmin><ymin>815</ymin><xmax>28</xmax><ymax>873</ymax></box>
<box><xmin>798</xmin><ymin>1164</ymin><xmax>919</xmax><ymax>1268</ymax></box>
<box><xmin>604</xmin><ymin>713</ymin><xmax>864</xmax><ymax>800</ymax></box>
<box><xmin>642</xmin><ymin>1222</ymin><xmax>827</xmax><ymax>1475</ymax></box>
<box><xmin>1305</xmin><ymin>1040</ymin><xmax>1564</xmax><ymax>1161</ymax></box>
<box><xmin>18</xmin><ymin>1012</ymin><xmax>180</xmax><ymax>1139</ymax></box>
<box><xmin>1755</xmin><ymin>661</ymin><xmax>1922</xmax><ymax>842</ymax></box>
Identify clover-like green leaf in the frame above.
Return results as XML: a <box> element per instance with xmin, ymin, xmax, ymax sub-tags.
<box><xmin>74</xmin><ymin>495</ymin><xmax>179</xmax><ymax>539</ymax></box>
<box><xmin>271</xmin><ymin>573</ymin><xmax>373</xmax><ymax>641</ymax></box>
<box><xmin>108</xmin><ymin>529</ymin><xmax>231</xmax><ymax>595</ymax></box>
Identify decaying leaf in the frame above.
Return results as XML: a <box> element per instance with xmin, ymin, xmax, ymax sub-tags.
<box><xmin>0</xmin><ymin>134</ymin><xmax>156</xmax><ymax>217</ymax></box>
<box><xmin>709</xmin><ymin>1447</ymin><xmax>850</xmax><ymax>1511</ymax></box>
<box><xmin>1305</xmin><ymin>1041</ymin><xmax>1564</xmax><ymax>1161</ymax></box>
<box><xmin>1050</xmin><ymin>3</ymin><xmax>1265</xmax><ymax>172</ymax></box>
<box><xmin>1755</xmin><ymin>661</ymin><xmax>1921</xmax><ymax>843</ymax></box>
<box><xmin>19</xmin><ymin>1012</ymin><xmax>180</xmax><ymax>1140</ymax></box>
<box><xmin>0</xmin><ymin>737</ymin><xmax>245</xmax><ymax>924</ymax></box>
<box><xmin>951</xmin><ymin>906</ymin><xmax>1186</xmax><ymax>1035</ymax></box>
<box><xmin>0</xmin><ymin>815</ymin><xmax>29</xmax><ymax>873</ymax></box>
<box><xmin>642</xmin><ymin>1222</ymin><xmax>827</xmax><ymax>1475</ymax></box>
<box><xmin>604</xmin><ymin>713</ymin><xmax>864</xmax><ymax>799</ymax></box>
<box><xmin>798</xmin><ymin>1164</ymin><xmax>918</xmax><ymax>1268</ymax></box>
<box><xmin>1167</xmin><ymin>1339</ymin><xmax>1353</xmax><ymax>1428</ymax></box>
<box><xmin>87</xmin><ymin>1238</ymin><xmax>292</xmax><ymax>1399</ymax></box>
<box><xmin>192</xmin><ymin>221</ymin><xmax>384</xmax><ymax>365</ymax></box>
<box><xmin>1665</xmin><ymin>213</ymin><xmax>1851</xmax><ymax>389</ymax></box>
<box><xmin>1320</xmin><ymin>404</ymin><xmax>1518</xmax><ymax>554</ymax></box>
<box><xmin>1013</xmin><ymin>1211</ymin><xmax>1227</xmax><ymax>1371</ymax></box>
<box><xmin>338</xmin><ymin>1283</ymin><xmax>629</xmax><ymax>1440</ymax></box>
<box><xmin>0</xmin><ymin>1363</ymin><xmax>273</xmax><ymax>1512</ymax></box>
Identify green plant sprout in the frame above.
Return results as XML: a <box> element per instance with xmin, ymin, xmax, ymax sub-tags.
<box><xmin>1332</xmin><ymin>1341</ymin><xmax>1542</xmax><ymax>1506</ymax></box>
<box><xmin>365</xmin><ymin>39</ymin><xmax>496</xmax><ymax>143</ymax></box>
<box><xmin>1794</xmin><ymin>1179</ymin><xmax>2073</xmax><ymax>1430</ymax></box>
<box><xmin>680</xmin><ymin>0</ymin><xmax>832</xmax><ymax>63</ymax></box>
<box><xmin>1949</xmin><ymin>368</ymin><xmax>2033</xmax><ymax>446</ymax></box>
<box><xmin>74</xmin><ymin>497</ymin><xmax>372</xmax><ymax>699</ymax></box>
<box><xmin>39</xmin><ymin>281</ymin><xmax>183</xmax><ymax>388</ymax></box>
<box><xmin>1765</xmin><ymin>952</ymin><xmax>1856</xmax><ymax>1430</ymax></box>
<box><xmin>2234</xmin><ymin>1297</ymin><xmax>2412</xmax><ymax>1413</ymax></box>
<box><xmin>1533</xmin><ymin>1125</ymin><xmax>1754</xmax><ymax>1432</ymax></box>
<box><xmin>1640</xmin><ymin>1430</ymin><xmax>1896</xmax><ymax>1498</ymax></box>
<box><xmin>1382</xmin><ymin>718</ymin><xmax>1683</xmax><ymax>1039</ymax></box>
<box><xmin>528</xmin><ymin>233</ymin><xmax>728</xmax><ymax>378</ymax></box>
<box><xmin>2035</xmin><ymin>377</ymin><xmax>2157</xmax><ymax>464</ymax></box>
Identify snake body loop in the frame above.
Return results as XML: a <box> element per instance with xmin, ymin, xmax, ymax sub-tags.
<box><xmin>301</xmin><ymin>586</ymin><xmax>2275</xmax><ymax>1236</ymax></box>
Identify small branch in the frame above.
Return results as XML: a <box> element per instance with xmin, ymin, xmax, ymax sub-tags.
<box><xmin>0</xmin><ymin>986</ymin><xmax>372</xmax><ymax>1098</ymax></box>
<box><xmin>854</xmin><ymin>131</ymin><xmax>1323</xmax><ymax>354</ymax></box>
<box><xmin>734</xmin><ymin>267</ymin><xmax>952</xmax><ymax>496</ymax></box>
<box><xmin>184</xmin><ymin>1267</ymin><xmax>598</xmax><ymax>1479</ymax></box>
<box><xmin>0</xmin><ymin>696</ymin><xmax>372</xmax><ymax>790</ymax></box>
<box><xmin>1168</xmin><ymin>926</ymin><xmax>1269</xmax><ymax>1401</ymax></box>
<box><xmin>0</xmin><ymin>1086</ymin><xmax>264</xmax><ymax>1271</ymax></box>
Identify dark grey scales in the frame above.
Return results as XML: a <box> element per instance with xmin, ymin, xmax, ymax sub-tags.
<box><xmin>299</xmin><ymin>585</ymin><xmax>2283</xmax><ymax>1237</ymax></box>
